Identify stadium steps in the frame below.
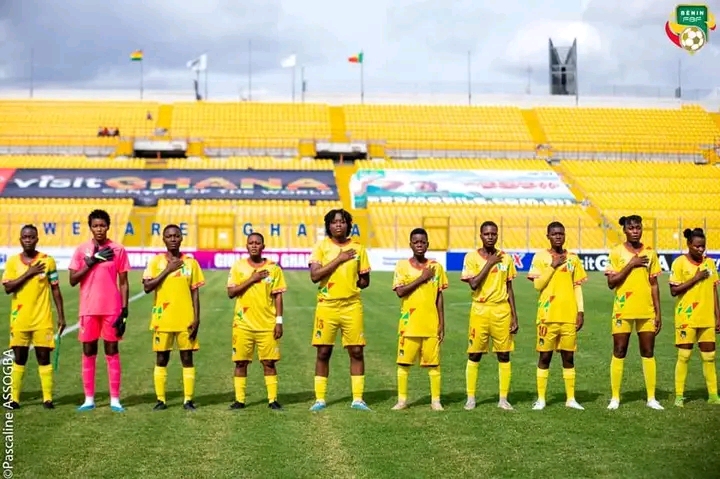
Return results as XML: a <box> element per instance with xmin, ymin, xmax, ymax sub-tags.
<box><xmin>553</xmin><ymin>162</ymin><xmax>623</xmax><ymax>245</ymax></box>
<box><xmin>333</xmin><ymin>163</ymin><xmax>357</xmax><ymax>211</ymax></box>
<box><xmin>329</xmin><ymin>106</ymin><xmax>348</xmax><ymax>143</ymax></box>
<box><xmin>156</xmin><ymin>104</ymin><xmax>174</xmax><ymax>133</ymax></box>
<box><xmin>521</xmin><ymin>109</ymin><xmax>548</xmax><ymax>146</ymax></box>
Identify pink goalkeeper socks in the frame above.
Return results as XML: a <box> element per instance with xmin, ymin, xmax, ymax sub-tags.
<box><xmin>82</xmin><ymin>354</ymin><xmax>97</xmax><ymax>398</ymax></box>
<box><xmin>106</xmin><ymin>354</ymin><xmax>121</xmax><ymax>399</ymax></box>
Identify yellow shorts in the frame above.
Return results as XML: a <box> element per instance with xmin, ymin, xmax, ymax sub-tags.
<box><xmin>9</xmin><ymin>328</ymin><xmax>55</xmax><ymax>349</ymax></box>
<box><xmin>312</xmin><ymin>298</ymin><xmax>365</xmax><ymax>348</ymax></box>
<box><xmin>153</xmin><ymin>331</ymin><xmax>199</xmax><ymax>352</ymax></box>
<box><xmin>536</xmin><ymin>323</ymin><xmax>576</xmax><ymax>352</ymax></box>
<box><xmin>612</xmin><ymin>317</ymin><xmax>655</xmax><ymax>335</ymax></box>
<box><xmin>467</xmin><ymin>302</ymin><xmax>515</xmax><ymax>354</ymax></box>
<box><xmin>675</xmin><ymin>326</ymin><xmax>716</xmax><ymax>346</ymax></box>
<box><xmin>232</xmin><ymin>328</ymin><xmax>280</xmax><ymax>362</ymax></box>
<box><xmin>397</xmin><ymin>336</ymin><xmax>440</xmax><ymax>367</ymax></box>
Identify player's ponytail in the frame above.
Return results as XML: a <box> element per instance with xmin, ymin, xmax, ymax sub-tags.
<box><xmin>619</xmin><ymin>215</ymin><xmax>642</xmax><ymax>228</ymax></box>
<box><xmin>618</xmin><ymin>216</ymin><xmax>627</xmax><ymax>227</ymax></box>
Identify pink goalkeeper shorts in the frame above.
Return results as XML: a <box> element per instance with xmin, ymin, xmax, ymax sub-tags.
<box><xmin>78</xmin><ymin>315</ymin><xmax>121</xmax><ymax>343</ymax></box>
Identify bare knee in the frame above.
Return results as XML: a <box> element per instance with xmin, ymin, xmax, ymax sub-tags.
<box><xmin>347</xmin><ymin>346</ymin><xmax>364</xmax><ymax>362</ymax></box>
<box><xmin>467</xmin><ymin>353</ymin><xmax>482</xmax><ymax>363</ymax></box>
<box><xmin>179</xmin><ymin>350</ymin><xmax>194</xmax><ymax>368</ymax></box>
<box><xmin>560</xmin><ymin>351</ymin><xmax>575</xmax><ymax>369</ymax></box>
<box><xmin>316</xmin><ymin>346</ymin><xmax>333</xmax><ymax>363</ymax></box>
<box><xmin>156</xmin><ymin>352</ymin><xmax>170</xmax><ymax>367</ymax></box>
<box><xmin>83</xmin><ymin>341</ymin><xmax>99</xmax><ymax>357</ymax></box>
<box><xmin>35</xmin><ymin>348</ymin><xmax>51</xmax><ymax>366</ymax></box>
<box><xmin>12</xmin><ymin>347</ymin><xmax>29</xmax><ymax>366</ymax></box>
<box><xmin>104</xmin><ymin>341</ymin><xmax>119</xmax><ymax>356</ymax></box>
<box><xmin>261</xmin><ymin>360</ymin><xmax>277</xmax><ymax>375</ymax></box>
<box><xmin>234</xmin><ymin>361</ymin><xmax>249</xmax><ymax>376</ymax></box>
<box><xmin>496</xmin><ymin>352</ymin><xmax>510</xmax><ymax>363</ymax></box>
<box><xmin>537</xmin><ymin>352</ymin><xmax>553</xmax><ymax>369</ymax></box>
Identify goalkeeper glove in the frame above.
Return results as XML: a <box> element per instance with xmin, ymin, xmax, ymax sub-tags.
<box><xmin>114</xmin><ymin>307</ymin><xmax>128</xmax><ymax>338</ymax></box>
<box><xmin>84</xmin><ymin>246</ymin><xmax>115</xmax><ymax>268</ymax></box>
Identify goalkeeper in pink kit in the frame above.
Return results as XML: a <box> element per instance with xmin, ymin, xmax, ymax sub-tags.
<box><xmin>68</xmin><ymin>209</ymin><xmax>130</xmax><ymax>412</ymax></box>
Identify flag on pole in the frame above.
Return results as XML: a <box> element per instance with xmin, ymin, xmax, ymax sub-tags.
<box><xmin>348</xmin><ymin>52</ymin><xmax>363</xmax><ymax>63</ymax></box>
<box><xmin>130</xmin><ymin>50</ymin><xmax>143</xmax><ymax>62</ymax></box>
<box><xmin>281</xmin><ymin>54</ymin><xmax>297</xmax><ymax>68</ymax></box>
<box><xmin>187</xmin><ymin>54</ymin><xmax>208</xmax><ymax>72</ymax></box>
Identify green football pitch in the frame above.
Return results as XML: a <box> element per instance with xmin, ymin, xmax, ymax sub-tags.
<box><xmin>2</xmin><ymin>270</ymin><xmax>719</xmax><ymax>479</ymax></box>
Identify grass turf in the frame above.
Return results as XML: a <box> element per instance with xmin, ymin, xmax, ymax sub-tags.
<box><xmin>2</xmin><ymin>270</ymin><xmax>720</xmax><ymax>479</ymax></box>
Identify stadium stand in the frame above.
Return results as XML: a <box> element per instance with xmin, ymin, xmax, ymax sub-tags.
<box><xmin>0</xmin><ymin>101</ymin><xmax>159</xmax><ymax>155</ymax></box>
<box><xmin>170</xmin><ymin>102</ymin><xmax>331</xmax><ymax>156</ymax></box>
<box><xmin>559</xmin><ymin>159</ymin><xmax>720</xmax><ymax>250</ymax></box>
<box><xmin>534</xmin><ymin>104</ymin><xmax>720</xmax><ymax>158</ymax></box>
<box><xmin>0</xmin><ymin>199</ymin><xmax>134</xmax><ymax>247</ymax></box>
<box><xmin>343</xmin><ymin>104</ymin><xmax>537</xmax><ymax>157</ymax></box>
<box><xmin>1</xmin><ymin>99</ymin><xmax>720</xmax><ymax>252</ymax></box>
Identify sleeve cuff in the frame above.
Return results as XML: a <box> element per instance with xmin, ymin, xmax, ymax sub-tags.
<box><xmin>191</xmin><ymin>281</ymin><xmax>205</xmax><ymax>290</ymax></box>
<box><xmin>439</xmin><ymin>283</ymin><xmax>448</xmax><ymax>291</ymax></box>
<box><xmin>359</xmin><ymin>268</ymin><xmax>371</xmax><ymax>274</ymax></box>
<box><xmin>574</xmin><ymin>277</ymin><xmax>588</xmax><ymax>285</ymax></box>
<box><xmin>271</xmin><ymin>287</ymin><xmax>287</xmax><ymax>294</ymax></box>
<box><xmin>668</xmin><ymin>281</ymin><xmax>680</xmax><ymax>286</ymax></box>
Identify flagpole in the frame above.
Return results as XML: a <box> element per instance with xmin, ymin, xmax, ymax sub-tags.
<box><xmin>29</xmin><ymin>48</ymin><xmax>34</xmax><ymax>99</ymax></box>
<box><xmin>204</xmin><ymin>53</ymin><xmax>208</xmax><ymax>101</ymax></box>
<box><xmin>292</xmin><ymin>61</ymin><xmax>296</xmax><ymax>102</ymax></box>
<box><xmin>360</xmin><ymin>51</ymin><xmax>364</xmax><ymax>104</ymax></box>
<box><xmin>248</xmin><ymin>39</ymin><xmax>253</xmax><ymax>101</ymax></box>
<box><xmin>467</xmin><ymin>50</ymin><xmax>471</xmax><ymax>106</ymax></box>
<box><xmin>140</xmin><ymin>58</ymin><xmax>144</xmax><ymax>100</ymax></box>
<box><xmin>301</xmin><ymin>66</ymin><xmax>306</xmax><ymax>103</ymax></box>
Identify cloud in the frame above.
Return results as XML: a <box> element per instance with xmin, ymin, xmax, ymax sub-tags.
<box><xmin>0</xmin><ymin>0</ymin><xmax>717</xmax><ymax>98</ymax></box>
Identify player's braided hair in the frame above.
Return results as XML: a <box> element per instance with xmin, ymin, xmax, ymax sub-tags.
<box><xmin>20</xmin><ymin>224</ymin><xmax>38</xmax><ymax>234</ymax></box>
<box><xmin>683</xmin><ymin>228</ymin><xmax>705</xmax><ymax>241</ymax></box>
<box><xmin>324</xmin><ymin>209</ymin><xmax>353</xmax><ymax>238</ymax></box>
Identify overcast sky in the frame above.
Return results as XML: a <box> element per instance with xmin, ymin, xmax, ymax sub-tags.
<box><xmin>0</xmin><ymin>0</ymin><xmax>718</xmax><ymax>99</ymax></box>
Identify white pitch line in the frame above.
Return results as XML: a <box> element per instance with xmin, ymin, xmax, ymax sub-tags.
<box><xmin>3</xmin><ymin>291</ymin><xmax>148</xmax><ymax>358</ymax></box>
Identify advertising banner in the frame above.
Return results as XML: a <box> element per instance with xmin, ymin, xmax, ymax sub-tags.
<box><xmin>124</xmin><ymin>249</ymin><xmax>313</xmax><ymax>270</ymax></box>
<box><xmin>445</xmin><ymin>251</ymin><xmax>720</xmax><ymax>273</ymax></box>
<box><xmin>349</xmin><ymin>169</ymin><xmax>577</xmax><ymax>208</ymax></box>
<box><xmin>367</xmin><ymin>249</ymin><xmax>447</xmax><ymax>272</ymax></box>
<box><xmin>0</xmin><ymin>169</ymin><xmax>338</xmax><ymax>206</ymax></box>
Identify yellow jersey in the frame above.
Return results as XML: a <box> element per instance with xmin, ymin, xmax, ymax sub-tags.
<box><xmin>1</xmin><ymin>253</ymin><xmax>59</xmax><ymax>332</ymax></box>
<box><xmin>461</xmin><ymin>250</ymin><xmax>517</xmax><ymax>304</ymax></box>
<box><xmin>669</xmin><ymin>255</ymin><xmax>719</xmax><ymax>329</ymax></box>
<box><xmin>393</xmin><ymin>259</ymin><xmax>449</xmax><ymax>337</ymax></box>
<box><xmin>227</xmin><ymin>259</ymin><xmax>287</xmax><ymax>332</ymax></box>
<box><xmin>606</xmin><ymin>243</ymin><xmax>661</xmax><ymax>320</ymax></box>
<box><xmin>528</xmin><ymin>249</ymin><xmax>588</xmax><ymax>324</ymax></box>
<box><xmin>143</xmin><ymin>254</ymin><xmax>205</xmax><ymax>332</ymax></box>
<box><xmin>309</xmin><ymin>237</ymin><xmax>370</xmax><ymax>302</ymax></box>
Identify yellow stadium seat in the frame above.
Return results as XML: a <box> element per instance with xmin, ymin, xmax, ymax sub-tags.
<box><xmin>0</xmin><ymin>101</ymin><xmax>159</xmax><ymax>147</ymax></box>
<box><xmin>535</xmin><ymin>105</ymin><xmax>720</xmax><ymax>155</ymax></box>
<box><xmin>165</xmin><ymin>157</ymin><xmax>334</xmax><ymax>170</ymax></box>
<box><xmin>0</xmin><ymin>199</ymin><xmax>134</xmax><ymax>247</ymax></box>
<box><xmin>170</xmin><ymin>102</ymin><xmax>331</xmax><ymax>150</ymax></box>
<box><xmin>559</xmin><ymin>160</ymin><xmax>720</xmax><ymax>249</ymax></box>
<box><xmin>343</xmin><ymin>105</ymin><xmax>536</xmax><ymax>153</ymax></box>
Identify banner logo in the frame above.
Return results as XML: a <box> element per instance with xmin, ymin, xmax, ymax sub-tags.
<box><xmin>665</xmin><ymin>5</ymin><xmax>716</xmax><ymax>54</ymax></box>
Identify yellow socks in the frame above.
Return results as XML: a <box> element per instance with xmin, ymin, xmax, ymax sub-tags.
<box><xmin>701</xmin><ymin>351</ymin><xmax>718</xmax><ymax>397</ymax></box>
<box><xmin>234</xmin><ymin>376</ymin><xmax>247</xmax><ymax>403</ymax></box>
<box><xmin>351</xmin><ymin>375</ymin><xmax>365</xmax><ymax>402</ymax></box>
<box><xmin>265</xmin><ymin>375</ymin><xmax>278</xmax><ymax>403</ymax></box>
<box><xmin>153</xmin><ymin>366</ymin><xmax>167</xmax><ymax>402</ymax></box>
<box><xmin>642</xmin><ymin>357</ymin><xmax>657</xmax><ymax>400</ymax></box>
<box><xmin>536</xmin><ymin>368</ymin><xmax>549</xmax><ymax>402</ymax></box>
<box><xmin>397</xmin><ymin>366</ymin><xmax>410</xmax><ymax>402</ymax></box>
<box><xmin>466</xmin><ymin>360</ymin><xmax>479</xmax><ymax>398</ymax></box>
<box><xmin>563</xmin><ymin>368</ymin><xmax>576</xmax><ymax>401</ymax></box>
<box><xmin>11</xmin><ymin>363</ymin><xmax>25</xmax><ymax>403</ymax></box>
<box><xmin>610</xmin><ymin>356</ymin><xmax>624</xmax><ymax>400</ymax></box>
<box><xmin>498</xmin><ymin>362</ymin><xmax>512</xmax><ymax>400</ymax></box>
<box><xmin>38</xmin><ymin>364</ymin><xmax>53</xmax><ymax>403</ymax></box>
<box><xmin>675</xmin><ymin>349</ymin><xmax>692</xmax><ymax>397</ymax></box>
<box><xmin>314</xmin><ymin>376</ymin><xmax>327</xmax><ymax>402</ymax></box>
<box><xmin>428</xmin><ymin>367</ymin><xmax>441</xmax><ymax>402</ymax></box>
<box><xmin>182</xmin><ymin>367</ymin><xmax>195</xmax><ymax>403</ymax></box>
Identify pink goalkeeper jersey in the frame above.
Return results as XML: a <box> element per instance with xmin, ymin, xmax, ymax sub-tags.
<box><xmin>69</xmin><ymin>239</ymin><xmax>130</xmax><ymax>316</ymax></box>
